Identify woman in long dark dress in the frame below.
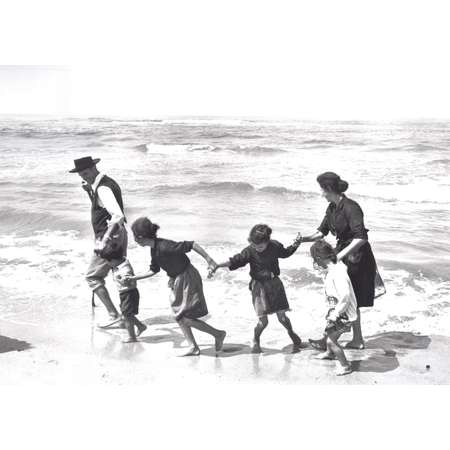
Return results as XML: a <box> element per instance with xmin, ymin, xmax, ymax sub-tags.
<box><xmin>301</xmin><ymin>172</ymin><xmax>377</xmax><ymax>349</ymax></box>
<box><xmin>126</xmin><ymin>217</ymin><xmax>226</xmax><ymax>356</ymax></box>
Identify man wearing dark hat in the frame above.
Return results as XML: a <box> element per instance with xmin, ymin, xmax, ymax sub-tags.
<box><xmin>69</xmin><ymin>156</ymin><xmax>126</xmax><ymax>325</ymax></box>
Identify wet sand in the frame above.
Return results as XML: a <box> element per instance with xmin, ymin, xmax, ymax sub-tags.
<box><xmin>1</xmin><ymin>301</ymin><xmax>449</xmax><ymax>385</ymax></box>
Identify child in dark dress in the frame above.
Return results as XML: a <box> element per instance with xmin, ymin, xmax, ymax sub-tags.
<box><xmin>125</xmin><ymin>217</ymin><xmax>226</xmax><ymax>356</ymax></box>
<box><xmin>210</xmin><ymin>224</ymin><xmax>303</xmax><ymax>353</ymax></box>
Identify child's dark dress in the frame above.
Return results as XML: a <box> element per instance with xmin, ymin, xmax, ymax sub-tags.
<box><xmin>150</xmin><ymin>238</ymin><xmax>208</xmax><ymax>321</ymax></box>
<box><xmin>228</xmin><ymin>240</ymin><xmax>299</xmax><ymax>317</ymax></box>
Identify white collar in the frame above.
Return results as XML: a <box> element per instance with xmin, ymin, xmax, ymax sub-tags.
<box><xmin>92</xmin><ymin>172</ymin><xmax>106</xmax><ymax>192</ymax></box>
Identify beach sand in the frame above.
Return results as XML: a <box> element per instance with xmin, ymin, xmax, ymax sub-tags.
<box><xmin>1</xmin><ymin>300</ymin><xmax>449</xmax><ymax>385</ymax></box>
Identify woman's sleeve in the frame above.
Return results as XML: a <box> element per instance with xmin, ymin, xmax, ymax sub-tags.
<box><xmin>149</xmin><ymin>257</ymin><xmax>161</xmax><ymax>274</ymax></box>
<box><xmin>228</xmin><ymin>247</ymin><xmax>251</xmax><ymax>270</ymax></box>
<box><xmin>317</xmin><ymin>213</ymin><xmax>330</xmax><ymax>236</ymax></box>
<box><xmin>346</xmin><ymin>202</ymin><xmax>368</xmax><ymax>240</ymax></box>
<box><xmin>166</xmin><ymin>240</ymin><xmax>195</xmax><ymax>254</ymax></box>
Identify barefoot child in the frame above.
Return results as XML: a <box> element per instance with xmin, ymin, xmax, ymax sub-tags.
<box><xmin>310</xmin><ymin>240</ymin><xmax>357</xmax><ymax>376</ymax></box>
<box><xmin>211</xmin><ymin>224</ymin><xmax>302</xmax><ymax>354</ymax></box>
<box><xmin>126</xmin><ymin>217</ymin><xmax>226</xmax><ymax>356</ymax></box>
<box><xmin>97</xmin><ymin>224</ymin><xmax>147</xmax><ymax>343</ymax></box>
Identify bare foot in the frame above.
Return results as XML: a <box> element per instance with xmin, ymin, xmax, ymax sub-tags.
<box><xmin>215</xmin><ymin>330</ymin><xmax>226</xmax><ymax>352</ymax></box>
<box><xmin>251</xmin><ymin>342</ymin><xmax>262</xmax><ymax>354</ymax></box>
<box><xmin>136</xmin><ymin>323</ymin><xmax>147</xmax><ymax>337</ymax></box>
<box><xmin>291</xmin><ymin>344</ymin><xmax>301</xmax><ymax>354</ymax></box>
<box><xmin>291</xmin><ymin>334</ymin><xmax>302</xmax><ymax>353</ymax></box>
<box><xmin>181</xmin><ymin>347</ymin><xmax>200</xmax><ymax>356</ymax></box>
<box><xmin>315</xmin><ymin>352</ymin><xmax>335</xmax><ymax>360</ymax></box>
<box><xmin>97</xmin><ymin>316</ymin><xmax>122</xmax><ymax>329</ymax></box>
<box><xmin>345</xmin><ymin>341</ymin><xmax>365</xmax><ymax>350</ymax></box>
<box><xmin>336</xmin><ymin>364</ymin><xmax>352</xmax><ymax>376</ymax></box>
<box><xmin>122</xmin><ymin>337</ymin><xmax>138</xmax><ymax>344</ymax></box>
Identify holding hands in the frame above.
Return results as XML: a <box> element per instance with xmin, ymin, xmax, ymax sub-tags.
<box><xmin>293</xmin><ymin>232</ymin><xmax>303</xmax><ymax>247</ymax></box>
<box><xmin>121</xmin><ymin>274</ymin><xmax>135</xmax><ymax>285</ymax></box>
<box><xmin>206</xmin><ymin>258</ymin><xmax>218</xmax><ymax>279</ymax></box>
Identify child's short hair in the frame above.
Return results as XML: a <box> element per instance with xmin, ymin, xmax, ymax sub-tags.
<box><xmin>310</xmin><ymin>240</ymin><xmax>337</xmax><ymax>263</ymax></box>
<box><xmin>248</xmin><ymin>224</ymin><xmax>272</xmax><ymax>245</ymax></box>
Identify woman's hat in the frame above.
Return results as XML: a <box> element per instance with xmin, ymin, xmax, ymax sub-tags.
<box><xmin>69</xmin><ymin>156</ymin><xmax>100</xmax><ymax>173</ymax></box>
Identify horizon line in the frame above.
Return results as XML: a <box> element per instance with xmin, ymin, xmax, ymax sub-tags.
<box><xmin>1</xmin><ymin>113</ymin><xmax>449</xmax><ymax>123</ymax></box>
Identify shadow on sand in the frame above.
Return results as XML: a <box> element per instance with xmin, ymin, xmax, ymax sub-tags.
<box><xmin>200</xmin><ymin>342</ymin><xmax>305</xmax><ymax>358</ymax></box>
<box><xmin>142</xmin><ymin>315</ymin><xmax>176</xmax><ymax>327</ymax></box>
<box><xmin>0</xmin><ymin>335</ymin><xmax>32</xmax><ymax>354</ymax></box>
<box><xmin>138</xmin><ymin>327</ymin><xmax>185</xmax><ymax>349</ymax></box>
<box><xmin>351</xmin><ymin>331</ymin><xmax>431</xmax><ymax>374</ymax></box>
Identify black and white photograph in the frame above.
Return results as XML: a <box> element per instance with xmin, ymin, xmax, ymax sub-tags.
<box><xmin>1</xmin><ymin>1</ymin><xmax>449</xmax><ymax>448</ymax></box>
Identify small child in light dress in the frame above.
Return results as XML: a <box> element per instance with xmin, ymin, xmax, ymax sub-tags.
<box><xmin>310</xmin><ymin>240</ymin><xmax>357</xmax><ymax>375</ymax></box>
<box><xmin>98</xmin><ymin>224</ymin><xmax>147</xmax><ymax>343</ymax></box>
<box><xmin>111</xmin><ymin>258</ymin><xmax>147</xmax><ymax>343</ymax></box>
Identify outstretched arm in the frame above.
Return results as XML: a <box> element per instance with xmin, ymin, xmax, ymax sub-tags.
<box><xmin>276</xmin><ymin>232</ymin><xmax>303</xmax><ymax>258</ymax></box>
<box><xmin>125</xmin><ymin>259</ymin><xmax>160</xmax><ymax>283</ymax></box>
<box><xmin>209</xmin><ymin>247</ymin><xmax>250</xmax><ymax>278</ymax></box>
<box><xmin>127</xmin><ymin>270</ymin><xmax>158</xmax><ymax>282</ymax></box>
<box><xmin>208</xmin><ymin>259</ymin><xmax>231</xmax><ymax>278</ymax></box>
<box><xmin>300</xmin><ymin>230</ymin><xmax>324</xmax><ymax>243</ymax></box>
<box><xmin>192</xmin><ymin>242</ymin><xmax>217</xmax><ymax>273</ymax></box>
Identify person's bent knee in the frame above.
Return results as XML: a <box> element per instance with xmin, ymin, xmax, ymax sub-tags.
<box><xmin>177</xmin><ymin>316</ymin><xmax>190</xmax><ymax>326</ymax></box>
<box><xmin>182</xmin><ymin>317</ymin><xmax>194</xmax><ymax>327</ymax></box>
<box><xmin>327</xmin><ymin>332</ymin><xmax>339</xmax><ymax>344</ymax></box>
<box><xmin>258</xmin><ymin>316</ymin><xmax>268</xmax><ymax>327</ymax></box>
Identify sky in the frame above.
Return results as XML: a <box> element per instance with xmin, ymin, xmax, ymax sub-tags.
<box><xmin>1</xmin><ymin>0</ymin><xmax>450</xmax><ymax>119</ymax></box>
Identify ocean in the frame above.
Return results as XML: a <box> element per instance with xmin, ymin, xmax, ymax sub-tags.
<box><xmin>0</xmin><ymin>116</ymin><xmax>449</xmax><ymax>337</ymax></box>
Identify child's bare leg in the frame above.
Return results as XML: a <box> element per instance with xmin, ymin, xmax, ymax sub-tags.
<box><xmin>183</xmin><ymin>318</ymin><xmax>226</xmax><ymax>352</ymax></box>
<box><xmin>252</xmin><ymin>315</ymin><xmax>268</xmax><ymax>353</ymax></box>
<box><xmin>178</xmin><ymin>318</ymin><xmax>200</xmax><ymax>356</ymax></box>
<box><xmin>276</xmin><ymin>311</ymin><xmax>301</xmax><ymax>348</ymax></box>
<box><xmin>327</xmin><ymin>331</ymin><xmax>351</xmax><ymax>371</ymax></box>
<box><xmin>122</xmin><ymin>316</ymin><xmax>137</xmax><ymax>343</ymax></box>
<box><xmin>131</xmin><ymin>316</ymin><xmax>147</xmax><ymax>336</ymax></box>
<box><xmin>315</xmin><ymin>335</ymin><xmax>335</xmax><ymax>359</ymax></box>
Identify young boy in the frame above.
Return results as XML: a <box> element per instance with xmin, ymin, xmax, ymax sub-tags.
<box><xmin>97</xmin><ymin>224</ymin><xmax>147</xmax><ymax>343</ymax></box>
<box><xmin>310</xmin><ymin>240</ymin><xmax>357</xmax><ymax>376</ymax></box>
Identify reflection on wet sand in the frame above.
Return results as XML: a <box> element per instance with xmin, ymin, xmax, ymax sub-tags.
<box><xmin>86</xmin><ymin>322</ymin><xmax>436</xmax><ymax>383</ymax></box>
